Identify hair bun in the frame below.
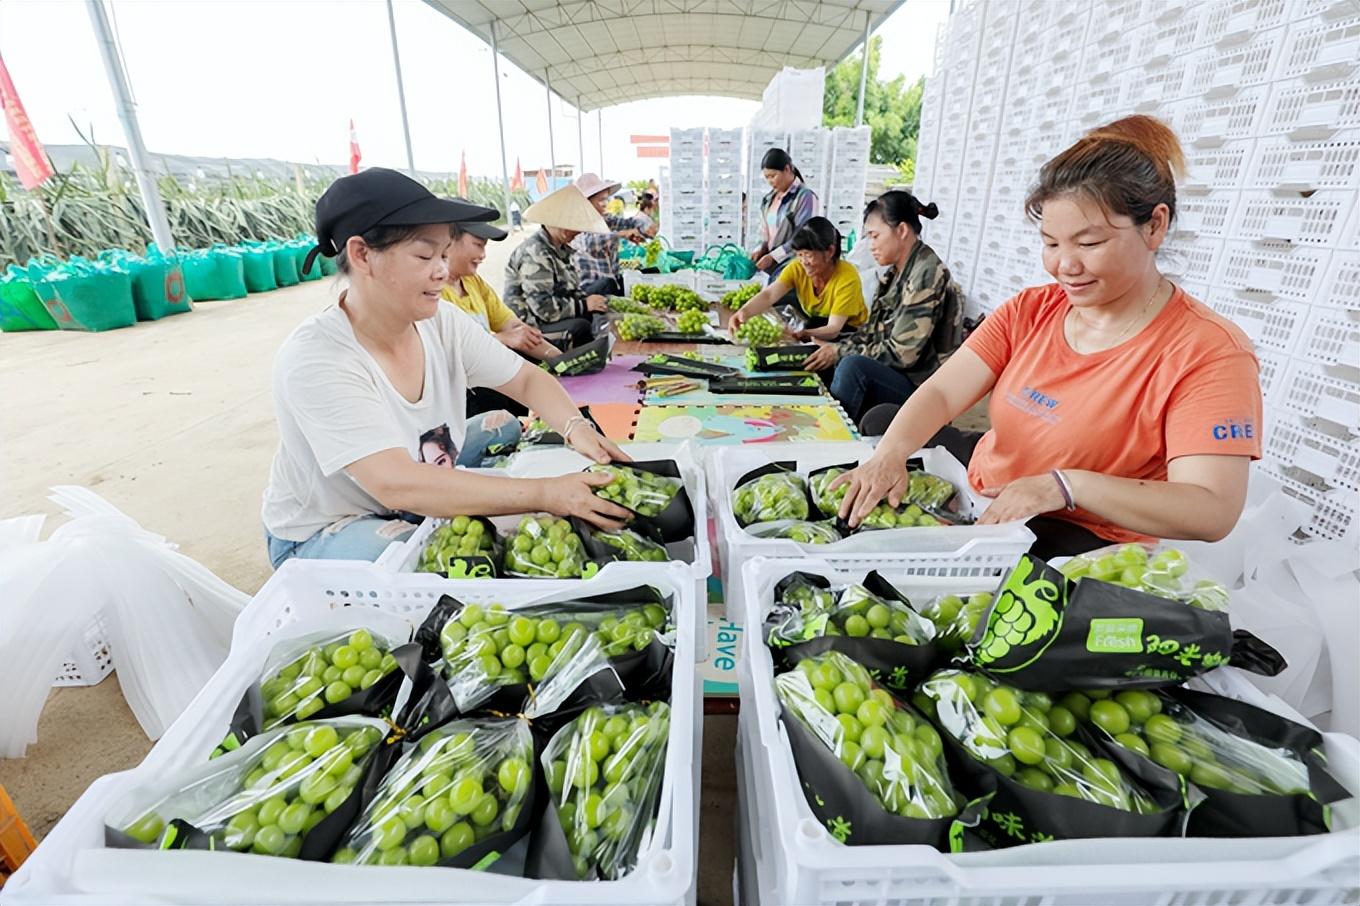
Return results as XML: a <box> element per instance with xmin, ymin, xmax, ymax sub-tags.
<box><xmin>920</xmin><ymin>201</ymin><xmax>940</xmax><ymax>220</ymax></box>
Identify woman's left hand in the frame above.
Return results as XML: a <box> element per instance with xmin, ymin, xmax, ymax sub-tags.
<box><xmin>976</xmin><ymin>473</ymin><xmax>1067</xmax><ymax>524</ymax></box>
<box><xmin>755</xmin><ymin>254</ymin><xmax>776</xmax><ymax>271</ymax></box>
<box><xmin>802</xmin><ymin>341</ymin><xmax>839</xmax><ymax>372</ymax></box>
<box><xmin>570</xmin><ymin>429</ymin><xmax>632</xmax><ymax>465</ymax></box>
<box><xmin>482</xmin><ymin>410</ymin><xmax>515</xmax><ymax>431</ymax></box>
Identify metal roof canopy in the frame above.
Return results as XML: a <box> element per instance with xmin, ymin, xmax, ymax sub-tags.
<box><xmin>425</xmin><ymin>0</ymin><xmax>902</xmax><ymax>112</ymax></box>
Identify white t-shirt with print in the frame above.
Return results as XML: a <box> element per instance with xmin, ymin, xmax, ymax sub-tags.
<box><xmin>262</xmin><ymin>300</ymin><xmax>524</xmax><ymax>541</ymax></box>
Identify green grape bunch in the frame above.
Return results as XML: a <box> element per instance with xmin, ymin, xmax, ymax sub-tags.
<box><xmin>543</xmin><ymin>702</ymin><xmax>671</xmax><ymax>879</ymax></box>
<box><xmin>332</xmin><ymin>720</ymin><xmax>534</xmax><ymax>867</ymax></box>
<box><xmin>779</xmin><ymin>579</ymin><xmax>837</xmax><ymax>615</ymax></box>
<box><xmin>830</xmin><ymin>584</ymin><xmax>936</xmax><ymax>645</ymax></box>
<box><xmin>588</xmin><ymin>464</ymin><xmax>682</xmax><ymax>517</ymax></box>
<box><xmin>503</xmin><ymin>514</ymin><xmax>588</xmax><ymax>578</ymax></box>
<box><xmin>733</xmin><ymin>313</ymin><xmax>784</xmax><ymax>346</ymax></box>
<box><xmin>749</xmin><ymin>520</ymin><xmax>841</xmax><ymax>544</ymax></box>
<box><xmin>418</xmin><ymin>516</ymin><xmax>495</xmax><ymax>574</ymax></box>
<box><xmin>123</xmin><ymin>721</ymin><xmax>384</xmax><ymax>856</ymax></box>
<box><xmin>440</xmin><ymin>603</ymin><xmax>597</xmax><ymax>690</ymax></box>
<box><xmin>617</xmin><ymin>312</ymin><xmax>667</xmax><ymax>341</ymax></box>
<box><xmin>720</xmin><ymin>283</ymin><xmax>761</xmax><ymax>310</ymax></box>
<box><xmin>732</xmin><ymin>472</ymin><xmax>809</xmax><ymax>526</ymax></box>
<box><xmin>972</xmin><ymin>556</ymin><xmax>1062</xmax><ymax>664</ymax></box>
<box><xmin>259</xmin><ymin>630</ymin><xmax>400</xmax><ymax>729</ymax></box>
<box><xmin>593</xmin><ymin>528</ymin><xmax>669</xmax><ymax>562</ymax></box>
<box><xmin>777</xmin><ymin>652</ymin><xmax>957</xmax><ymax>821</ymax></box>
<box><xmin>630</xmin><ymin>283</ymin><xmax>702</xmax><ymax>311</ymax></box>
<box><xmin>675</xmin><ymin>309</ymin><xmax>707</xmax><ymax>334</ymax></box>
<box><xmin>811</xmin><ymin>467</ymin><xmax>952</xmax><ymax>526</ymax></box>
<box><xmin>643</xmin><ymin>239</ymin><xmax>662</xmax><ymax>268</ymax></box>
<box><xmin>919</xmin><ymin>591</ymin><xmax>994</xmax><ymax>653</ymax></box>
<box><xmin>1060</xmin><ymin>544</ymin><xmax>1228</xmax><ymax>612</ymax></box>
<box><xmin>606</xmin><ymin>295</ymin><xmax>655</xmax><ymax>315</ymax></box>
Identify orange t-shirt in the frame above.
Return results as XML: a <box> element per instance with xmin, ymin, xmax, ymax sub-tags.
<box><xmin>963</xmin><ymin>283</ymin><xmax>1262</xmax><ymax>544</ymax></box>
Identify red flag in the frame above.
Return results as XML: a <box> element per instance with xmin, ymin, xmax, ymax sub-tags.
<box><xmin>511</xmin><ymin>157</ymin><xmax>524</xmax><ymax>191</ymax></box>
<box><xmin>535</xmin><ymin>168</ymin><xmax>548</xmax><ymax>195</ymax></box>
<box><xmin>458</xmin><ymin>151</ymin><xmax>468</xmax><ymax>198</ymax></box>
<box><xmin>0</xmin><ymin>54</ymin><xmax>54</xmax><ymax>190</ymax></box>
<box><xmin>348</xmin><ymin>119</ymin><xmax>362</xmax><ymax>174</ymax></box>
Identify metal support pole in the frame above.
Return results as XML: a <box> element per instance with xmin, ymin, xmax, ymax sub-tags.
<box><xmin>855</xmin><ymin>11</ymin><xmax>872</xmax><ymax>127</ymax></box>
<box><xmin>598</xmin><ymin>109</ymin><xmax>604</xmax><ymax>174</ymax></box>
<box><xmin>545</xmin><ymin>71</ymin><xmax>557</xmax><ymax>189</ymax></box>
<box><xmin>85</xmin><ymin>0</ymin><xmax>174</xmax><ymax>252</ymax></box>
<box><xmin>490</xmin><ymin>21</ymin><xmax>514</xmax><ymax>222</ymax></box>
<box><xmin>386</xmin><ymin>0</ymin><xmax>416</xmax><ymax>175</ymax></box>
<box><xmin>577</xmin><ymin>97</ymin><xmax>585</xmax><ymax>178</ymax></box>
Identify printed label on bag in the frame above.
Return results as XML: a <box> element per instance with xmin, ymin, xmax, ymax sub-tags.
<box><xmin>1086</xmin><ymin>618</ymin><xmax>1145</xmax><ymax>654</ymax></box>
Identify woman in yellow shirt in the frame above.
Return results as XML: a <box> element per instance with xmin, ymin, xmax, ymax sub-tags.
<box><xmin>729</xmin><ymin>217</ymin><xmax>867</xmax><ymax>341</ymax></box>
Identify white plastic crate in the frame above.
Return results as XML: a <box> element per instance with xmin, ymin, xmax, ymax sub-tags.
<box><xmin>376</xmin><ymin>442</ymin><xmax>712</xmax><ymax>660</ymax></box>
<box><xmin>1089</xmin><ymin>0</ymin><xmax>1151</xmax><ymax>44</ymax></box>
<box><xmin>624</xmin><ymin>270</ymin><xmax>697</xmax><ymax>294</ymax></box>
<box><xmin>693</xmin><ymin>271</ymin><xmax>766</xmax><ymax>303</ymax></box>
<box><xmin>1259</xmin><ymin>459</ymin><xmax>1360</xmax><ymax>540</ymax></box>
<box><xmin>1278</xmin><ymin>359</ymin><xmax>1360</xmax><ymax>432</ymax></box>
<box><xmin>52</xmin><ymin>612</ymin><xmax>114</xmax><ymax>687</ymax></box>
<box><xmin>1205</xmin><ymin>288</ymin><xmax>1308</xmax><ymax>355</ymax></box>
<box><xmin>1321</xmin><ymin>250</ymin><xmax>1360</xmax><ymax>310</ymax></box>
<box><xmin>733</xmin><ymin>556</ymin><xmax>1360</xmax><ymax>906</ymax></box>
<box><xmin>1258</xmin><ymin>348</ymin><xmax>1288</xmax><ymax>403</ymax></box>
<box><xmin>1171</xmin><ymin>85</ymin><xmax>1271</xmax><ymax>145</ymax></box>
<box><xmin>1230</xmin><ymin>188</ymin><xmax>1353</xmax><ymax>246</ymax></box>
<box><xmin>4</xmin><ymin>560</ymin><xmax>701</xmax><ymax>906</ymax></box>
<box><xmin>1247</xmin><ymin>129</ymin><xmax>1360</xmax><ymax>190</ymax></box>
<box><xmin>1185</xmin><ymin>26</ymin><xmax>1287</xmax><ymax>96</ymax></box>
<box><xmin>1277</xmin><ymin>3</ymin><xmax>1360</xmax><ymax>80</ymax></box>
<box><xmin>1200</xmin><ymin>0</ymin><xmax>1293</xmax><ymax>44</ymax></box>
<box><xmin>1137</xmin><ymin>2</ymin><xmax>1207</xmax><ymax>64</ymax></box>
<box><xmin>1262</xmin><ymin>75</ymin><xmax>1360</xmax><ymax>137</ymax></box>
<box><xmin>708</xmin><ymin>443</ymin><xmax>1035</xmax><ymax>620</ymax></box>
<box><xmin>1266</xmin><ymin>413</ymin><xmax>1360</xmax><ymax>493</ymax></box>
<box><xmin>1173</xmin><ymin>190</ymin><xmax>1239</xmax><ymax>239</ymax></box>
<box><xmin>1214</xmin><ymin>239</ymin><xmax>1332</xmax><ymax>303</ymax></box>
<box><xmin>1159</xmin><ymin>235</ymin><xmax>1223</xmax><ymax>288</ymax></box>
<box><xmin>1184</xmin><ymin>139</ymin><xmax>1257</xmax><ymax>190</ymax></box>
<box><xmin>1296</xmin><ymin>305</ymin><xmax>1360</xmax><ymax>370</ymax></box>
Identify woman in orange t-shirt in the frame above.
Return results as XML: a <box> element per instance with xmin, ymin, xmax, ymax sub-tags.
<box><xmin>835</xmin><ymin>116</ymin><xmax>1262</xmax><ymax>559</ymax></box>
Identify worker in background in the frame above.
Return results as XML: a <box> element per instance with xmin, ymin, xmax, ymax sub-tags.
<box><xmin>503</xmin><ymin>184</ymin><xmax>610</xmax><ymax>350</ymax></box>
<box><xmin>729</xmin><ymin>217</ymin><xmax>867</xmax><ymax>341</ymax></box>
<box><xmin>803</xmin><ymin>191</ymin><xmax>961</xmax><ymax>425</ymax></box>
<box><xmin>572</xmin><ymin>172</ymin><xmax>647</xmax><ymax>298</ymax></box>
<box><xmin>749</xmin><ymin>147</ymin><xmax>818</xmax><ymax>280</ymax></box>
<box><xmin>634</xmin><ymin>192</ymin><xmax>660</xmax><ymax>236</ymax></box>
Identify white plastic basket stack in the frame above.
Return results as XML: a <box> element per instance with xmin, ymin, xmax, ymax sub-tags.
<box><xmin>375</xmin><ymin>442</ymin><xmax>712</xmax><ymax>659</ymax></box>
<box><xmin>826</xmin><ymin>126</ymin><xmax>872</xmax><ymax>243</ymax></box>
<box><xmin>708</xmin><ymin>442</ymin><xmax>1035</xmax><ymax>619</ymax></box>
<box><xmin>4</xmin><ymin>560</ymin><xmax>701</xmax><ymax>906</ymax></box>
<box><xmin>787</xmin><ymin>129</ymin><xmax>830</xmax><ymax>213</ymax></box>
<box><xmin>733</xmin><ymin>556</ymin><xmax>1360</xmax><ymax>906</ymax></box>
<box><xmin>667</xmin><ymin>128</ymin><xmax>705</xmax><ymax>254</ymax></box>
<box><xmin>705</xmin><ymin>128</ymin><xmax>743</xmax><ymax>249</ymax></box>
<box><xmin>745</xmin><ymin>128</ymin><xmax>789</xmax><ymax>248</ymax></box>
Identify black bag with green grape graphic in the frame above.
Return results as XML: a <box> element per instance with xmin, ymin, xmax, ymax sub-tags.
<box><xmin>964</xmin><ymin>554</ymin><xmax>1285</xmax><ymax>691</ymax></box>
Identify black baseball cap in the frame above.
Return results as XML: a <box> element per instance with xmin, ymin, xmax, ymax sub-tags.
<box><xmin>457</xmin><ymin>219</ymin><xmax>508</xmax><ymax>242</ymax></box>
<box><xmin>303</xmin><ymin>167</ymin><xmax>499</xmax><ymax>274</ymax></box>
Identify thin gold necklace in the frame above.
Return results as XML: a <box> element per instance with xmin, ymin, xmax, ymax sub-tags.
<box><xmin>1069</xmin><ymin>278</ymin><xmax>1164</xmax><ymax>353</ymax></box>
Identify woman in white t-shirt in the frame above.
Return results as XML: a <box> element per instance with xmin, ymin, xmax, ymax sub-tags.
<box><xmin>262</xmin><ymin>168</ymin><xmax>631</xmax><ymax>568</ymax></box>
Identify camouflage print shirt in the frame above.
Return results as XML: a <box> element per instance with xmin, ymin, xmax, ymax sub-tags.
<box><xmin>838</xmin><ymin>239</ymin><xmax>955</xmax><ymax>377</ymax></box>
<box><xmin>503</xmin><ymin>227</ymin><xmax>586</xmax><ymax>325</ymax></box>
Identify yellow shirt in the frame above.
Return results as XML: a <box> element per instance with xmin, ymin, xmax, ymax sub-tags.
<box><xmin>440</xmin><ymin>274</ymin><xmax>515</xmax><ymax>333</ymax></box>
<box><xmin>778</xmin><ymin>259</ymin><xmax>868</xmax><ymax>327</ymax></box>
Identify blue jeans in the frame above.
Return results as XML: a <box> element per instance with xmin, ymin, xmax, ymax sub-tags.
<box><xmin>265</xmin><ymin>412</ymin><xmax>521</xmax><ymax>568</ymax></box>
<box><xmin>830</xmin><ymin>354</ymin><xmax>920</xmax><ymax>425</ymax></box>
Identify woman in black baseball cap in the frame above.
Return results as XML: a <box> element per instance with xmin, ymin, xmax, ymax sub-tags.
<box><xmin>262</xmin><ymin>168</ymin><xmax>631</xmax><ymax>568</ymax></box>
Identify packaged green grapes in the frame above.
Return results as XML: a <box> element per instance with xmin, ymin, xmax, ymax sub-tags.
<box><xmin>502</xmin><ymin>514</ymin><xmax>600</xmax><ymax>579</ymax></box>
<box><xmin>418</xmin><ymin>515</ymin><xmax>501</xmax><ymax>579</ymax></box>
<box><xmin>965</xmin><ymin>553</ymin><xmax>1284</xmax><ymax>691</ymax></box>
<box><xmin>745</xmin><ymin>520</ymin><xmax>842</xmax><ymax>544</ymax></box>
<box><xmin>774</xmin><ymin>651</ymin><xmax>982</xmax><ymax>848</ymax></box>
<box><xmin>1074</xmin><ymin>687</ymin><xmax>1347</xmax><ymax>837</ymax></box>
<box><xmin>918</xmin><ymin>590</ymin><xmax>996</xmax><ymax>654</ymax></box>
<box><xmin>110</xmin><ymin>717</ymin><xmax>389</xmax><ymax>859</ymax></box>
<box><xmin>808</xmin><ymin>462</ymin><xmax>967</xmax><ymax>528</ymax></box>
<box><xmin>577</xmin><ymin>521</ymin><xmax>674</xmax><ymax>564</ymax></box>
<box><xmin>586</xmin><ymin>458</ymin><xmax>694</xmax><ymax>540</ymax></box>
<box><xmin>732</xmin><ymin>464</ymin><xmax>811</xmax><ymax>527</ymax></box>
<box><xmin>332</xmin><ymin>717</ymin><xmax>536</xmax><ymax>868</ymax></box>
<box><xmin>765</xmin><ymin>572</ymin><xmax>941</xmax><ymax>693</ymax></box>
<box><xmin>542</xmin><ymin>334</ymin><xmax>611</xmax><ymax>376</ymax></box>
<box><xmin>920</xmin><ymin>669</ymin><xmax>1186</xmax><ymax>847</ymax></box>
<box><xmin>529</xmin><ymin>701</ymin><xmax>671</xmax><ymax>880</ymax></box>
<box><xmin>1058</xmin><ymin>543</ymin><xmax>1229</xmax><ymax>612</ymax></box>
<box><xmin>746</xmin><ymin>344</ymin><xmax>818</xmax><ymax>372</ymax></box>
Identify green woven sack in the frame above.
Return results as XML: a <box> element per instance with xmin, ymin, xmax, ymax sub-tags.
<box><xmin>237</xmin><ymin>245</ymin><xmax>278</xmax><ymax>293</ymax></box>
<box><xmin>101</xmin><ymin>248</ymin><xmax>192</xmax><ymax>320</ymax></box>
<box><xmin>0</xmin><ymin>266</ymin><xmax>58</xmax><ymax>331</ymax></box>
<box><xmin>270</xmin><ymin>242</ymin><xmax>300</xmax><ymax>287</ymax></box>
<box><xmin>27</xmin><ymin>256</ymin><xmax>137</xmax><ymax>332</ymax></box>
<box><xmin>181</xmin><ymin>247</ymin><xmax>247</xmax><ymax>301</ymax></box>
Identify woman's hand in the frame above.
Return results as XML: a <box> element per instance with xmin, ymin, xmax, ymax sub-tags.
<box><xmin>481</xmin><ymin>409</ymin><xmax>515</xmax><ymax>431</ymax></box>
<box><xmin>729</xmin><ymin>308</ymin><xmax>749</xmax><ymax>330</ymax></box>
<box><xmin>568</xmin><ymin>428</ymin><xmax>631</xmax><ymax>465</ymax></box>
<box><xmin>755</xmin><ymin>254</ymin><xmax>776</xmax><ymax>271</ymax></box>
<box><xmin>586</xmin><ymin>294</ymin><xmax>609</xmax><ymax>313</ymax></box>
<box><xmin>976</xmin><ymin>473</ymin><xmax>1066</xmax><ymax>525</ymax></box>
<box><xmin>831</xmin><ymin>452</ymin><xmax>909</xmax><ymax>527</ymax></box>
<box><xmin>801</xmin><ymin>340</ymin><xmax>839</xmax><ymax>372</ymax></box>
<box><xmin>539</xmin><ymin>472</ymin><xmax>632</xmax><ymax>530</ymax></box>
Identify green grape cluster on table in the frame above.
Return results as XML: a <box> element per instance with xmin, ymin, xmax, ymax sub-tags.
<box><xmin>123</xmin><ymin>721</ymin><xmax>384</xmax><ymax>856</ymax></box>
<box><xmin>503</xmin><ymin>515</ymin><xmax>588</xmax><ymax>578</ymax></box>
<box><xmin>1064</xmin><ymin>689</ymin><xmax>1309</xmax><ymax>795</ymax></box>
<box><xmin>588</xmin><ymin>464</ymin><xmax>682</xmax><ymax>517</ymax></box>
<box><xmin>418</xmin><ymin>516</ymin><xmax>494</xmax><ymax>573</ymax></box>
<box><xmin>617</xmin><ymin>312</ymin><xmax>668</xmax><ymax>341</ymax></box>
<box><xmin>749</xmin><ymin>520</ymin><xmax>841</xmax><ymax>544</ymax></box>
<box><xmin>332</xmin><ymin>719</ymin><xmax>533</xmax><ymax>866</ymax></box>
<box><xmin>630</xmin><ymin>283</ymin><xmax>703</xmax><ymax>311</ymax></box>
<box><xmin>593</xmin><ymin>528</ymin><xmax>669</xmax><ymax>562</ymax></box>
<box><xmin>919</xmin><ymin>591</ymin><xmax>994</xmax><ymax>652</ymax></box>
<box><xmin>543</xmin><ymin>702</ymin><xmax>671</xmax><ymax>880</ymax></box>
<box><xmin>1060</xmin><ymin>544</ymin><xmax>1229</xmax><ymax>612</ymax></box>
<box><xmin>440</xmin><ymin>603</ymin><xmax>596</xmax><ymax>690</ymax></box>
<box><xmin>733</xmin><ymin>472</ymin><xmax>809</xmax><ymax>525</ymax></box>
<box><xmin>260</xmin><ymin>630</ymin><xmax>400</xmax><ymax>728</ymax></box>
<box><xmin>733</xmin><ymin>314</ymin><xmax>784</xmax><ymax>346</ymax></box>
<box><xmin>720</xmin><ymin>283</ymin><xmax>761</xmax><ymax>310</ymax></box>
<box><xmin>777</xmin><ymin>651</ymin><xmax>957</xmax><ymax>820</ymax></box>
<box><xmin>921</xmin><ymin>670</ymin><xmax>1159</xmax><ymax>813</ymax></box>
<box><xmin>675</xmin><ymin>309</ymin><xmax>707</xmax><ymax>334</ymax></box>
<box><xmin>606</xmin><ymin>295</ymin><xmax>654</xmax><ymax>315</ymax></box>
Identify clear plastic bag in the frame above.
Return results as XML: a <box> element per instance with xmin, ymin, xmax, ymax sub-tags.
<box><xmin>776</xmin><ymin>651</ymin><xmax>957</xmax><ymax>820</ymax></box>
<box><xmin>109</xmin><ymin>717</ymin><xmax>387</xmax><ymax>856</ymax></box>
<box><xmin>589</xmin><ymin>527</ymin><xmax>669</xmax><ymax>562</ymax></box>
<box><xmin>587</xmin><ymin>464</ymin><xmax>682</xmax><ymax>518</ymax></box>
<box><xmin>918</xmin><ymin>590</ymin><xmax>995</xmax><ymax>653</ymax></box>
<box><xmin>921</xmin><ymin>670</ymin><xmax>1158</xmax><ymax>812</ymax></box>
<box><xmin>418</xmin><ymin>516</ymin><xmax>497</xmax><ymax>573</ymax></box>
<box><xmin>1058</xmin><ymin>543</ymin><xmax>1229</xmax><ymax>612</ymax></box>
<box><xmin>769</xmin><ymin>580</ymin><xmax>935</xmax><ymax>646</ymax></box>
<box><xmin>745</xmin><ymin>519</ymin><xmax>841</xmax><ymax>544</ymax></box>
<box><xmin>332</xmin><ymin>717</ymin><xmax>534</xmax><ymax>866</ymax></box>
<box><xmin>541</xmin><ymin>701</ymin><xmax>671</xmax><ymax>879</ymax></box>
<box><xmin>503</xmin><ymin>514</ymin><xmax>590</xmax><ymax>578</ymax></box>
<box><xmin>809</xmin><ymin>467</ymin><xmax>958</xmax><ymax>524</ymax></box>
<box><xmin>256</xmin><ymin>627</ymin><xmax>405</xmax><ymax>730</ymax></box>
<box><xmin>733</xmin><ymin>472</ymin><xmax>809</xmax><ymax>526</ymax></box>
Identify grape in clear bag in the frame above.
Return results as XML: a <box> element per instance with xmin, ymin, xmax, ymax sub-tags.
<box><xmin>1058</xmin><ymin>543</ymin><xmax>1229</xmax><ymax>612</ymax></box>
<box><xmin>502</xmin><ymin>514</ymin><xmax>595</xmax><ymax>579</ymax></box>
<box><xmin>110</xmin><ymin>717</ymin><xmax>388</xmax><ymax>859</ymax></box>
<box><xmin>918</xmin><ymin>590</ymin><xmax>995</xmax><ymax>654</ymax></box>
<box><xmin>732</xmin><ymin>466</ymin><xmax>809</xmax><ymax>527</ymax></box>
<box><xmin>332</xmin><ymin>717</ymin><xmax>535</xmax><ymax>867</ymax></box>
<box><xmin>587</xmin><ymin>463</ymin><xmax>682</xmax><ymax>518</ymax></box>
<box><xmin>418</xmin><ymin>515</ymin><xmax>500</xmax><ymax>578</ymax></box>
<box><xmin>745</xmin><ymin>519</ymin><xmax>841</xmax><ymax>544</ymax></box>
<box><xmin>531</xmin><ymin>701</ymin><xmax>671</xmax><ymax>880</ymax></box>
<box><xmin>579</xmin><ymin>522</ymin><xmax>671</xmax><ymax>563</ymax></box>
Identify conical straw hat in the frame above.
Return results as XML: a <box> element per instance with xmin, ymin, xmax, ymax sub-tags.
<box><xmin>524</xmin><ymin>185</ymin><xmax>609</xmax><ymax>233</ymax></box>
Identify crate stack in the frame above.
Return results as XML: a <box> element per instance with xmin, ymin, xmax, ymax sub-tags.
<box><xmin>788</xmin><ymin>128</ymin><xmax>832</xmax><ymax>215</ymax></box>
<box><xmin>825</xmin><ymin>126</ymin><xmax>872</xmax><ymax>244</ymax></box>
<box><xmin>911</xmin><ymin>0</ymin><xmax>1360</xmax><ymax>542</ymax></box>
<box><xmin>666</xmin><ymin>128</ymin><xmax>706</xmax><ymax>254</ymax></box>
<box><xmin>744</xmin><ymin>128</ymin><xmax>790</xmax><ymax>248</ymax></box>
<box><xmin>704</xmin><ymin>128</ymin><xmax>744</xmax><ymax>250</ymax></box>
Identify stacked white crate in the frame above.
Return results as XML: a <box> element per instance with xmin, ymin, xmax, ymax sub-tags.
<box><xmin>788</xmin><ymin>128</ymin><xmax>831</xmax><ymax>216</ymax></box>
<box><xmin>705</xmin><ymin>128</ymin><xmax>744</xmax><ymax>249</ymax></box>
<box><xmin>667</xmin><ymin>127</ymin><xmax>706</xmax><ymax>253</ymax></box>
<box><xmin>826</xmin><ymin>126</ymin><xmax>872</xmax><ymax>243</ymax></box>
<box><xmin>744</xmin><ymin>128</ymin><xmax>789</xmax><ymax>248</ymax></box>
<box><xmin>913</xmin><ymin>0</ymin><xmax>1360</xmax><ymax>541</ymax></box>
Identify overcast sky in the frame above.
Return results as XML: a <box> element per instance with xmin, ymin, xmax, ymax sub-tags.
<box><xmin>0</xmin><ymin>0</ymin><xmax>950</xmax><ymax>181</ymax></box>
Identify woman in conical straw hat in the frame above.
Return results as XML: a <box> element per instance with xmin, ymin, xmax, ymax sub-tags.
<box><xmin>503</xmin><ymin>184</ymin><xmax>610</xmax><ymax>349</ymax></box>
